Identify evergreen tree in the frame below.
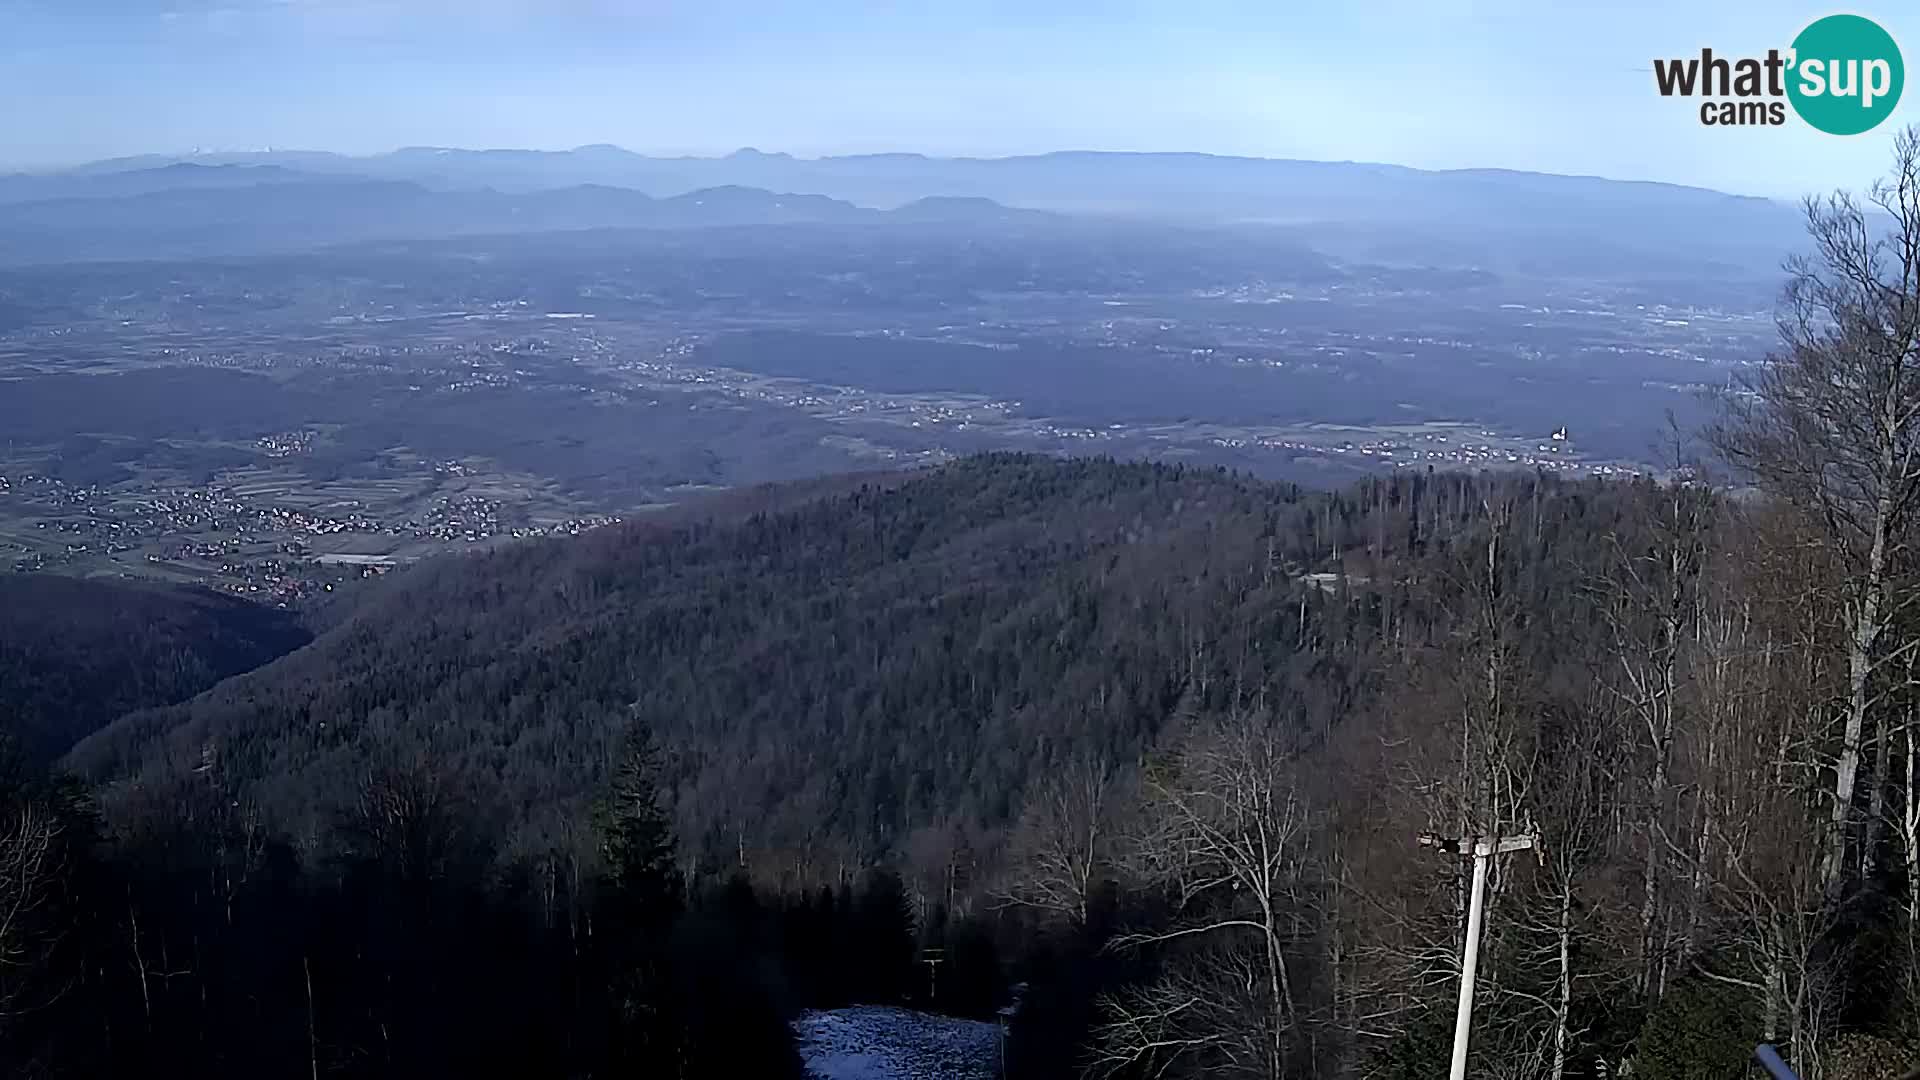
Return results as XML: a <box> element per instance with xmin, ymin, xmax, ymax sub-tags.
<box><xmin>592</xmin><ymin>716</ymin><xmax>683</xmax><ymax>1066</ymax></box>
<box><xmin>852</xmin><ymin>869</ymin><xmax>918</xmax><ymax>1004</ymax></box>
<box><xmin>596</xmin><ymin>715</ymin><xmax>680</xmax><ymax>926</ymax></box>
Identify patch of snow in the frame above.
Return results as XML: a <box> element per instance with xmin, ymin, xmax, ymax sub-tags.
<box><xmin>793</xmin><ymin>1006</ymin><xmax>1001</xmax><ymax>1080</ymax></box>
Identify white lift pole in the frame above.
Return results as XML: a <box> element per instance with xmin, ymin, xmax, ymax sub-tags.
<box><xmin>1419</xmin><ymin>832</ymin><xmax>1538</xmax><ymax>1080</ymax></box>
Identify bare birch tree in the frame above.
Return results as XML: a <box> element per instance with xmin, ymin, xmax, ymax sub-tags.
<box><xmin>1714</xmin><ymin>125</ymin><xmax>1920</xmax><ymax>899</ymax></box>
<box><xmin>1676</xmin><ymin>509</ymin><xmax>1843</xmax><ymax>1075</ymax></box>
<box><xmin>996</xmin><ymin>753</ymin><xmax>1123</xmax><ymax>927</ymax></box>
<box><xmin>1093</xmin><ymin>707</ymin><xmax>1312</xmax><ymax>1080</ymax></box>
<box><xmin>1598</xmin><ymin>471</ymin><xmax>1712</xmax><ymax>1002</ymax></box>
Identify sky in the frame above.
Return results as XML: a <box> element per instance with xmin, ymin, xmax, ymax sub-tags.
<box><xmin>4</xmin><ymin>0</ymin><xmax>1918</xmax><ymax>198</ymax></box>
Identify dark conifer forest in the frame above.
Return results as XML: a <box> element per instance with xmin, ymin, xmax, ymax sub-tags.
<box><xmin>0</xmin><ymin>575</ymin><xmax>310</xmax><ymax>765</ymax></box>
<box><xmin>13</xmin><ymin>139</ymin><xmax>1920</xmax><ymax>1080</ymax></box>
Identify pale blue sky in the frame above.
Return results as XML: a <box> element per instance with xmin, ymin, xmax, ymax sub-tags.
<box><xmin>3</xmin><ymin>0</ymin><xmax>1916</xmax><ymax>197</ymax></box>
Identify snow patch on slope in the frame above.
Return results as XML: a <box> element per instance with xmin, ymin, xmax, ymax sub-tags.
<box><xmin>793</xmin><ymin>1006</ymin><xmax>1001</xmax><ymax>1080</ymax></box>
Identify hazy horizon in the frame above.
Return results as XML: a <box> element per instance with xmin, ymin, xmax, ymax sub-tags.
<box><xmin>7</xmin><ymin>1</ymin><xmax>1918</xmax><ymax>200</ymax></box>
<box><xmin>0</xmin><ymin>141</ymin><xmax>1827</xmax><ymax>204</ymax></box>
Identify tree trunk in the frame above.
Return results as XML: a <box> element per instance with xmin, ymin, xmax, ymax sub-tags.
<box><xmin>1764</xmin><ymin>945</ymin><xmax>1782</xmax><ymax>1045</ymax></box>
<box><xmin>305</xmin><ymin>955</ymin><xmax>320</xmax><ymax>1080</ymax></box>
<box><xmin>1870</xmin><ymin>703</ymin><xmax>1891</xmax><ymax>881</ymax></box>
<box><xmin>1906</xmin><ymin>713</ymin><xmax>1920</xmax><ymax>930</ymax></box>
<box><xmin>1682</xmin><ymin>718</ymin><xmax>1719</xmax><ymax>970</ymax></box>
<box><xmin>1265</xmin><ymin>907</ymin><xmax>1288</xmax><ymax>1080</ymax></box>
<box><xmin>1640</xmin><ymin>645</ymin><xmax>1676</xmax><ymax>1000</ymax></box>
<box><xmin>1551</xmin><ymin>881</ymin><xmax>1574</xmax><ymax>1080</ymax></box>
<box><xmin>1826</xmin><ymin>458</ymin><xmax>1893</xmax><ymax>895</ymax></box>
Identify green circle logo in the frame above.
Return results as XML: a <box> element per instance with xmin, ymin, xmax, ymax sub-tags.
<box><xmin>1787</xmin><ymin>14</ymin><xmax>1904</xmax><ymax>135</ymax></box>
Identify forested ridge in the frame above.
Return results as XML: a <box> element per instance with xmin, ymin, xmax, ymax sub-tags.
<box><xmin>0</xmin><ymin>575</ymin><xmax>310</xmax><ymax>765</ymax></box>
<box><xmin>15</xmin><ymin>136</ymin><xmax>1920</xmax><ymax>1080</ymax></box>
<box><xmin>70</xmin><ymin>454</ymin><xmax>1390</xmax><ymax>868</ymax></box>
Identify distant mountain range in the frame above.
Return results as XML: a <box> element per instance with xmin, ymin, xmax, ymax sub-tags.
<box><xmin>22</xmin><ymin>145</ymin><xmax>1786</xmax><ymax>215</ymax></box>
<box><xmin>0</xmin><ymin>178</ymin><xmax>1053</xmax><ymax>230</ymax></box>
<box><xmin>0</xmin><ymin>146</ymin><xmax>1812</xmax><ymax>276</ymax></box>
<box><xmin>0</xmin><ymin>173</ymin><xmax>1057</xmax><ymax>262</ymax></box>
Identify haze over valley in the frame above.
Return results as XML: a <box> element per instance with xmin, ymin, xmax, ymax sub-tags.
<box><xmin>0</xmin><ymin>146</ymin><xmax>1782</xmax><ymax>599</ymax></box>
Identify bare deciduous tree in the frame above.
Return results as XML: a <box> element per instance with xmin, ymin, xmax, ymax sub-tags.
<box><xmin>1597</xmin><ymin>469</ymin><xmax>1711</xmax><ymax>1002</ymax></box>
<box><xmin>996</xmin><ymin>753</ymin><xmax>1122</xmax><ymax>927</ymax></box>
<box><xmin>0</xmin><ymin>802</ymin><xmax>60</xmax><ymax>1027</ymax></box>
<box><xmin>1094</xmin><ymin>707</ymin><xmax>1313</xmax><ymax>1080</ymax></box>
<box><xmin>1714</xmin><ymin>125</ymin><xmax>1920</xmax><ymax>898</ymax></box>
<box><xmin>1671</xmin><ymin>515</ymin><xmax>1844</xmax><ymax>1075</ymax></box>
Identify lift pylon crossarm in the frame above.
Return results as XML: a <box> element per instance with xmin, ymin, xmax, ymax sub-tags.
<box><xmin>1417</xmin><ymin>833</ymin><xmax>1539</xmax><ymax>857</ymax></box>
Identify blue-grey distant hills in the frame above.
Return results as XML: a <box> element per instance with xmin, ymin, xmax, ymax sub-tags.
<box><xmin>0</xmin><ymin>174</ymin><xmax>1058</xmax><ymax>262</ymax></box>
<box><xmin>0</xmin><ymin>146</ymin><xmax>1808</xmax><ymax>277</ymax></box>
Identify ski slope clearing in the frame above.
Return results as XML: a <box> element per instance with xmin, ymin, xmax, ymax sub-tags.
<box><xmin>793</xmin><ymin>1006</ymin><xmax>1001</xmax><ymax>1080</ymax></box>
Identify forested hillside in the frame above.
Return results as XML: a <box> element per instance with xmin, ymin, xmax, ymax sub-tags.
<box><xmin>0</xmin><ymin>575</ymin><xmax>309</xmax><ymax>764</ymax></box>
<box><xmin>67</xmin><ymin>455</ymin><xmax>1562</xmax><ymax>879</ymax></box>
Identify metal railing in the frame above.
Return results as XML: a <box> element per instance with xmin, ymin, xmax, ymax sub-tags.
<box><xmin>1755</xmin><ymin>1043</ymin><xmax>1920</xmax><ymax>1080</ymax></box>
<box><xmin>1754</xmin><ymin>1044</ymin><xmax>1797</xmax><ymax>1080</ymax></box>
